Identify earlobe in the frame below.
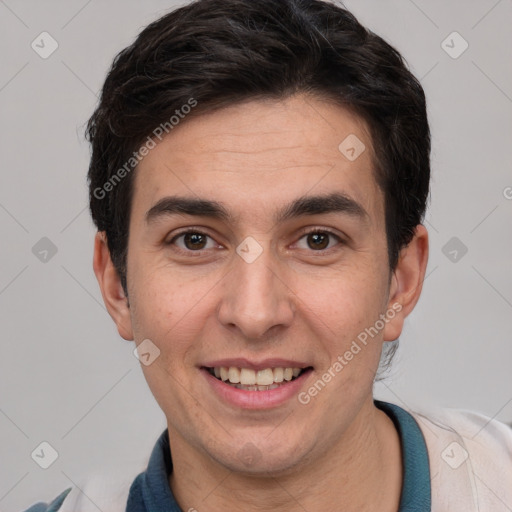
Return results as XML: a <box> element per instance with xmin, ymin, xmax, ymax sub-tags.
<box><xmin>93</xmin><ymin>232</ymin><xmax>134</xmax><ymax>341</ymax></box>
<box><xmin>383</xmin><ymin>224</ymin><xmax>429</xmax><ymax>342</ymax></box>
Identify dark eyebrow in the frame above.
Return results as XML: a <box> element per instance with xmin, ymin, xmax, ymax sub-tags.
<box><xmin>145</xmin><ymin>192</ymin><xmax>369</xmax><ymax>225</ymax></box>
<box><xmin>275</xmin><ymin>192</ymin><xmax>369</xmax><ymax>224</ymax></box>
<box><xmin>146</xmin><ymin>197</ymin><xmax>231</xmax><ymax>223</ymax></box>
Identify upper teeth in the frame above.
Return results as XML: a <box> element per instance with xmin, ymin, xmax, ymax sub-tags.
<box><xmin>213</xmin><ymin>367</ymin><xmax>302</xmax><ymax>385</ymax></box>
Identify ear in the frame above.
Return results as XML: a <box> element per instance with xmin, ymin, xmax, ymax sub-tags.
<box><xmin>382</xmin><ymin>224</ymin><xmax>429</xmax><ymax>342</ymax></box>
<box><xmin>93</xmin><ymin>231</ymin><xmax>134</xmax><ymax>341</ymax></box>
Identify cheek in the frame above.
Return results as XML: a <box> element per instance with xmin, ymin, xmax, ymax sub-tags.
<box><xmin>128</xmin><ymin>263</ymin><xmax>218</xmax><ymax>357</ymax></box>
<box><xmin>128</xmin><ymin>269</ymin><xmax>215</xmax><ymax>409</ymax></box>
<box><xmin>296</xmin><ymin>264</ymin><xmax>387</xmax><ymax>344</ymax></box>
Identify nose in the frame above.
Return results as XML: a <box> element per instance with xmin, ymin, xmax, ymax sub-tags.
<box><xmin>216</xmin><ymin>244</ymin><xmax>295</xmax><ymax>341</ymax></box>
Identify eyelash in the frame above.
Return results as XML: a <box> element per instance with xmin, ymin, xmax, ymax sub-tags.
<box><xmin>296</xmin><ymin>227</ymin><xmax>343</xmax><ymax>251</ymax></box>
<box><xmin>167</xmin><ymin>227</ymin><xmax>343</xmax><ymax>254</ymax></box>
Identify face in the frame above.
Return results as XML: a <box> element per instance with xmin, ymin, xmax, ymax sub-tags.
<box><xmin>106</xmin><ymin>94</ymin><xmax>411</xmax><ymax>475</ymax></box>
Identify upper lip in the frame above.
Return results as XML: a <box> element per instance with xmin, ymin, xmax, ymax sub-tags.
<box><xmin>202</xmin><ymin>358</ymin><xmax>312</xmax><ymax>371</ymax></box>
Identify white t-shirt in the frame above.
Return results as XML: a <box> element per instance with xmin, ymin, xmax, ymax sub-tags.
<box><xmin>25</xmin><ymin>402</ymin><xmax>512</xmax><ymax>511</ymax></box>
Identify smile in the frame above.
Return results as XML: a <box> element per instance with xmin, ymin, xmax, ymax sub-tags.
<box><xmin>207</xmin><ymin>366</ymin><xmax>306</xmax><ymax>391</ymax></box>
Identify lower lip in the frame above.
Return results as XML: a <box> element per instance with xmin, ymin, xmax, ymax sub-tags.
<box><xmin>201</xmin><ymin>368</ymin><xmax>313</xmax><ymax>410</ymax></box>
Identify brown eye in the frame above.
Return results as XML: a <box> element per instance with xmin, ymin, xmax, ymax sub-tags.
<box><xmin>170</xmin><ymin>231</ymin><xmax>216</xmax><ymax>251</ymax></box>
<box><xmin>183</xmin><ymin>232</ymin><xmax>208</xmax><ymax>250</ymax></box>
<box><xmin>295</xmin><ymin>230</ymin><xmax>342</xmax><ymax>251</ymax></box>
<box><xmin>307</xmin><ymin>232</ymin><xmax>329</xmax><ymax>250</ymax></box>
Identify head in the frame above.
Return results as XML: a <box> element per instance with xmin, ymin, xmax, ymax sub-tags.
<box><xmin>90</xmin><ymin>0</ymin><xmax>429</xmax><ymax>476</ymax></box>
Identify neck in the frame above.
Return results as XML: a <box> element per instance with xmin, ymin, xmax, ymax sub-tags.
<box><xmin>168</xmin><ymin>398</ymin><xmax>403</xmax><ymax>512</ymax></box>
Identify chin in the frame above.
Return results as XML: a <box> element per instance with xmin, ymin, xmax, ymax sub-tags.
<box><xmin>208</xmin><ymin>434</ymin><xmax>313</xmax><ymax>477</ymax></box>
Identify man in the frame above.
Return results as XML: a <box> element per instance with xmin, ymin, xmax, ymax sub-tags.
<box><xmin>24</xmin><ymin>0</ymin><xmax>512</xmax><ymax>510</ymax></box>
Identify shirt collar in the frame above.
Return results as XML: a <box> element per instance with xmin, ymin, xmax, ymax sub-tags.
<box><xmin>374</xmin><ymin>399</ymin><xmax>432</xmax><ymax>510</ymax></box>
<box><xmin>127</xmin><ymin>400</ymin><xmax>431</xmax><ymax>511</ymax></box>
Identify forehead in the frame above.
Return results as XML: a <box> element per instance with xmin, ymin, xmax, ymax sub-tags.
<box><xmin>131</xmin><ymin>94</ymin><xmax>384</xmax><ymax>230</ymax></box>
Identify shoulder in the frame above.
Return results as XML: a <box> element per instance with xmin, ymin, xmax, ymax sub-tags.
<box><xmin>23</xmin><ymin>462</ymin><xmax>146</xmax><ymax>512</ymax></box>
<box><xmin>409</xmin><ymin>404</ymin><xmax>512</xmax><ymax>512</ymax></box>
<box><xmin>23</xmin><ymin>428</ymin><xmax>169</xmax><ymax>511</ymax></box>
<box><xmin>60</xmin><ymin>464</ymin><xmax>145</xmax><ymax>512</ymax></box>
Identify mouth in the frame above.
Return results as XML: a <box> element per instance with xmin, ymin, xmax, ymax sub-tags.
<box><xmin>204</xmin><ymin>365</ymin><xmax>313</xmax><ymax>391</ymax></box>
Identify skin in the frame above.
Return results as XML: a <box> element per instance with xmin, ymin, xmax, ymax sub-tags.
<box><xmin>94</xmin><ymin>93</ymin><xmax>429</xmax><ymax>512</ymax></box>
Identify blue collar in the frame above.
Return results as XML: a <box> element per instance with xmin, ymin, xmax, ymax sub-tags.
<box><xmin>374</xmin><ymin>400</ymin><xmax>432</xmax><ymax>510</ymax></box>
<box><xmin>126</xmin><ymin>400</ymin><xmax>431</xmax><ymax>511</ymax></box>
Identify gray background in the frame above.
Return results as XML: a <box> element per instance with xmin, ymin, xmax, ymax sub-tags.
<box><xmin>0</xmin><ymin>0</ymin><xmax>511</xmax><ymax>510</ymax></box>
